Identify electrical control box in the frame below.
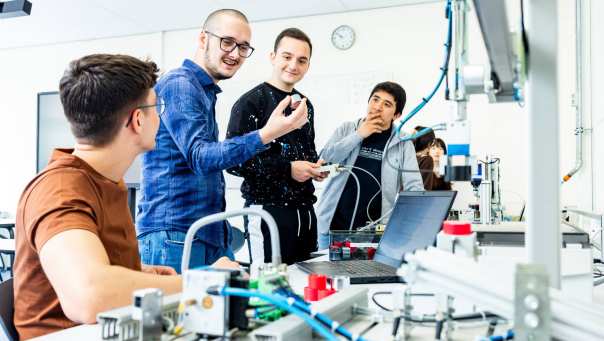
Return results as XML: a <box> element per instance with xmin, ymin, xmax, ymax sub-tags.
<box><xmin>181</xmin><ymin>269</ymin><xmax>230</xmax><ymax>336</ymax></box>
<box><xmin>181</xmin><ymin>268</ymin><xmax>249</xmax><ymax>337</ymax></box>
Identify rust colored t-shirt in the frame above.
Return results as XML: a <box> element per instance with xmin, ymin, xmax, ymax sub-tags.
<box><xmin>13</xmin><ymin>149</ymin><xmax>142</xmax><ymax>340</ymax></box>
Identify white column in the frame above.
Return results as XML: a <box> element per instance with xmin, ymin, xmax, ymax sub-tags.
<box><xmin>526</xmin><ymin>0</ymin><xmax>561</xmax><ymax>288</ymax></box>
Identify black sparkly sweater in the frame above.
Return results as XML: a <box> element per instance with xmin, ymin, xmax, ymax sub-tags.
<box><xmin>226</xmin><ymin>82</ymin><xmax>319</xmax><ymax>207</ymax></box>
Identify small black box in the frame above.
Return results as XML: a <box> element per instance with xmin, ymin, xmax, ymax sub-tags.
<box><xmin>0</xmin><ymin>0</ymin><xmax>32</xmax><ymax>19</ymax></box>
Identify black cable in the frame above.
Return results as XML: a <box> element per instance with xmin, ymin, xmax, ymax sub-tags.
<box><xmin>396</xmin><ymin>312</ymin><xmax>501</xmax><ymax>325</ymax></box>
<box><xmin>371</xmin><ymin>291</ymin><xmax>435</xmax><ymax>313</ymax></box>
<box><xmin>373</xmin><ymin>291</ymin><xmax>434</xmax><ymax>299</ymax></box>
<box><xmin>478</xmin><ymin>158</ymin><xmax>500</xmax><ymax>165</ymax></box>
<box><xmin>520</xmin><ymin>0</ymin><xmax>529</xmax><ymax>56</ymax></box>
<box><xmin>519</xmin><ymin>201</ymin><xmax>526</xmax><ymax>221</ymax></box>
<box><xmin>242</xmin><ymin>215</ymin><xmax>254</xmax><ymax>264</ymax></box>
<box><xmin>371</xmin><ymin>292</ymin><xmax>500</xmax><ymax>324</ymax></box>
<box><xmin>454</xmin><ymin>313</ymin><xmax>499</xmax><ymax>321</ymax></box>
<box><xmin>435</xmin><ymin>319</ymin><xmax>444</xmax><ymax>340</ymax></box>
<box><xmin>371</xmin><ymin>293</ymin><xmax>392</xmax><ymax>312</ymax></box>
<box><xmin>358</xmin><ymin>321</ymin><xmax>379</xmax><ymax>337</ymax></box>
<box><xmin>486</xmin><ymin>318</ymin><xmax>498</xmax><ymax>336</ymax></box>
<box><xmin>245</xmin><ymin>229</ymin><xmax>253</xmax><ymax>264</ymax></box>
<box><xmin>392</xmin><ymin>316</ymin><xmax>401</xmax><ymax>337</ymax></box>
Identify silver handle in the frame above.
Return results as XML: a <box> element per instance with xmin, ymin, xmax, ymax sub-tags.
<box><xmin>181</xmin><ymin>208</ymin><xmax>281</xmax><ymax>273</ymax></box>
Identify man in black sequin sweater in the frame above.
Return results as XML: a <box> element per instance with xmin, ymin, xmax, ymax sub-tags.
<box><xmin>227</xmin><ymin>28</ymin><xmax>326</xmax><ymax>264</ymax></box>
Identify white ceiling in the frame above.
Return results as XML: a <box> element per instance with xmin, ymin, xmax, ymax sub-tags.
<box><xmin>0</xmin><ymin>0</ymin><xmax>440</xmax><ymax>50</ymax></box>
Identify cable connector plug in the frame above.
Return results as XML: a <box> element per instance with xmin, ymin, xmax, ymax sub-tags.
<box><xmin>317</xmin><ymin>163</ymin><xmax>341</xmax><ymax>175</ymax></box>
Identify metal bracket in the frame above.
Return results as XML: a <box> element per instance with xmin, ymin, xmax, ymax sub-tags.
<box><xmin>514</xmin><ymin>264</ymin><xmax>551</xmax><ymax>340</ymax></box>
<box><xmin>97</xmin><ymin>294</ymin><xmax>179</xmax><ymax>341</ymax></box>
<box><xmin>132</xmin><ymin>289</ymin><xmax>163</xmax><ymax>341</ymax></box>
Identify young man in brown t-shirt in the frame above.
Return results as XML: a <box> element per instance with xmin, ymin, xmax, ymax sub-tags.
<box><xmin>12</xmin><ymin>54</ymin><xmax>239</xmax><ymax>339</ymax></box>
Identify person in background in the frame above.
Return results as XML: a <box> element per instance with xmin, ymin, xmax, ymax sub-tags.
<box><xmin>429</xmin><ymin>137</ymin><xmax>452</xmax><ymax>190</ymax></box>
<box><xmin>136</xmin><ymin>9</ymin><xmax>309</xmax><ymax>272</ymax></box>
<box><xmin>316</xmin><ymin>82</ymin><xmax>424</xmax><ymax>249</ymax></box>
<box><xmin>414</xmin><ymin>129</ymin><xmax>452</xmax><ymax>191</ymax></box>
<box><xmin>413</xmin><ymin>125</ymin><xmax>437</xmax><ymax>190</ymax></box>
<box><xmin>227</xmin><ymin>28</ymin><xmax>325</xmax><ymax>264</ymax></box>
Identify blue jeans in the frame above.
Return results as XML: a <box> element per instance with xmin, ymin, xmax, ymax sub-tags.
<box><xmin>138</xmin><ymin>230</ymin><xmax>234</xmax><ymax>274</ymax></box>
<box><xmin>318</xmin><ymin>232</ymin><xmax>330</xmax><ymax>250</ymax></box>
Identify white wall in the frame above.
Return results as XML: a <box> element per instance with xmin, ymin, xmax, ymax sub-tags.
<box><xmin>0</xmin><ymin>33</ymin><xmax>162</xmax><ymax>212</ymax></box>
<box><xmin>0</xmin><ymin>1</ymin><xmax>600</xmax><ymax>221</ymax></box>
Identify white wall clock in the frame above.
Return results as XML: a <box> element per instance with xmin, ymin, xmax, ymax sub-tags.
<box><xmin>331</xmin><ymin>25</ymin><xmax>355</xmax><ymax>50</ymax></box>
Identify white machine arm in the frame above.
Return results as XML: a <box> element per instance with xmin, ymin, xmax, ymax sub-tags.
<box><xmin>471</xmin><ymin>0</ymin><xmax>518</xmax><ymax>102</ymax></box>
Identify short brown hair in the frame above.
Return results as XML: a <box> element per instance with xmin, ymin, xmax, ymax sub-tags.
<box><xmin>59</xmin><ymin>54</ymin><xmax>159</xmax><ymax>146</ymax></box>
<box><xmin>274</xmin><ymin>28</ymin><xmax>312</xmax><ymax>56</ymax></box>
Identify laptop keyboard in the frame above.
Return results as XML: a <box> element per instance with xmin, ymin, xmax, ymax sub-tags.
<box><xmin>326</xmin><ymin>260</ymin><xmax>396</xmax><ymax>275</ymax></box>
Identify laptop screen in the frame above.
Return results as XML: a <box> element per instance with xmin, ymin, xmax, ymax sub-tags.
<box><xmin>373</xmin><ymin>191</ymin><xmax>457</xmax><ymax>268</ymax></box>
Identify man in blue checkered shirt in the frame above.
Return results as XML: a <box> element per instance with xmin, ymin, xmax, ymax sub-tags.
<box><xmin>137</xmin><ymin>9</ymin><xmax>309</xmax><ymax>272</ymax></box>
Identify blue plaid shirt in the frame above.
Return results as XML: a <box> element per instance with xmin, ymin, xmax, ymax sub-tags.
<box><xmin>137</xmin><ymin>59</ymin><xmax>267</xmax><ymax>247</ymax></box>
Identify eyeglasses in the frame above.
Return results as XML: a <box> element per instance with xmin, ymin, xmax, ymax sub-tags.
<box><xmin>205</xmin><ymin>31</ymin><xmax>255</xmax><ymax>58</ymax></box>
<box><xmin>125</xmin><ymin>97</ymin><xmax>166</xmax><ymax>127</ymax></box>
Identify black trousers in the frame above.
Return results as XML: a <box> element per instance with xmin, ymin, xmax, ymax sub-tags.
<box><xmin>255</xmin><ymin>205</ymin><xmax>318</xmax><ymax>265</ymax></box>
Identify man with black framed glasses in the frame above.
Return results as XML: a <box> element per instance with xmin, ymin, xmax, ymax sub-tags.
<box><xmin>137</xmin><ymin>9</ymin><xmax>309</xmax><ymax>272</ymax></box>
<box><xmin>13</xmin><ymin>54</ymin><xmax>193</xmax><ymax>339</ymax></box>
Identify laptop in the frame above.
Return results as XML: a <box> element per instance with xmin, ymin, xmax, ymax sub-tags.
<box><xmin>297</xmin><ymin>191</ymin><xmax>457</xmax><ymax>284</ymax></box>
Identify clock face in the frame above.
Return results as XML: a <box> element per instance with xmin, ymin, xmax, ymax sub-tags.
<box><xmin>331</xmin><ymin>25</ymin><xmax>355</xmax><ymax>50</ymax></box>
